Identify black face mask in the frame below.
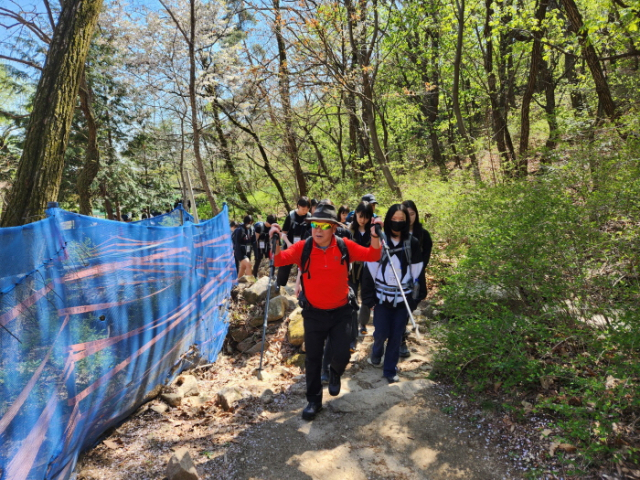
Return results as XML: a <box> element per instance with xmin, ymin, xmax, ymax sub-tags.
<box><xmin>390</xmin><ymin>220</ymin><xmax>406</xmax><ymax>232</ymax></box>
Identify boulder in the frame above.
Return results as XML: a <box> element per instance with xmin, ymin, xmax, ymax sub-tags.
<box><xmin>173</xmin><ymin>375</ymin><xmax>199</xmax><ymax>397</ymax></box>
<box><xmin>267</xmin><ymin>296</ymin><xmax>286</xmax><ymax>321</ymax></box>
<box><xmin>166</xmin><ymin>447</ymin><xmax>200</xmax><ymax>480</ymax></box>
<box><xmin>160</xmin><ymin>393</ymin><xmax>182</xmax><ymax>408</ymax></box>
<box><xmin>260</xmin><ymin>388</ymin><xmax>274</xmax><ymax>404</ymax></box>
<box><xmin>286</xmin><ymin>353</ymin><xmax>306</xmax><ymax>367</ymax></box>
<box><xmin>150</xmin><ymin>403</ymin><xmax>169</xmax><ymax>414</ymax></box>
<box><xmin>237</xmin><ymin>337</ymin><xmax>255</xmax><ymax>353</ymax></box>
<box><xmin>287</xmin><ymin>307</ymin><xmax>304</xmax><ymax>346</ymax></box>
<box><xmin>248</xmin><ymin>314</ymin><xmax>264</xmax><ymax>328</ymax></box>
<box><xmin>230</xmin><ymin>327</ymin><xmax>249</xmax><ymax>342</ymax></box>
<box><xmin>237</xmin><ymin>275</ymin><xmax>256</xmax><ymax>284</ymax></box>
<box><xmin>283</xmin><ymin>295</ymin><xmax>298</xmax><ymax>310</ymax></box>
<box><xmin>243</xmin><ymin>276</ymin><xmax>280</xmax><ymax>305</ymax></box>
<box><xmin>245</xmin><ymin>340</ymin><xmax>268</xmax><ymax>355</ymax></box>
<box><xmin>215</xmin><ymin>386</ymin><xmax>245</xmax><ymax>411</ymax></box>
<box><xmin>248</xmin><ymin>297</ymin><xmax>287</xmax><ymax>327</ymax></box>
<box><xmin>282</xmin><ymin>285</ymin><xmax>296</xmax><ymax>296</ymax></box>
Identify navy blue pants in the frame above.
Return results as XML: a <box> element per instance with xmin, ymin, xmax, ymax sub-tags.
<box><xmin>371</xmin><ymin>303</ymin><xmax>408</xmax><ymax>378</ymax></box>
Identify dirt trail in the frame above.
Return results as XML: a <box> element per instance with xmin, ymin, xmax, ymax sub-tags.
<box><xmin>212</xmin><ymin>335</ymin><xmax>521</xmax><ymax>480</ymax></box>
<box><xmin>77</xmin><ymin>321</ymin><xmax>528</xmax><ymax>480</ymax></box>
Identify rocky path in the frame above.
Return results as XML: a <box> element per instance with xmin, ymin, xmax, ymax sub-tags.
<box><xmin>77</xmin><ymin>277</ymin><xmax>532</xmax><ymax>480</ymax></box>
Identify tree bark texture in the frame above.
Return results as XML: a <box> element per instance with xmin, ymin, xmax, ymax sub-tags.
<box><xmin>273</xmin><ymin>0</ymin><xmax>307</xmax><ymax>197</ymax></box>
<box><xmin>211</xmin><ymin>101</ymin><xmax>250</xmax><ymax>205</ymax></box>
<box><xmin>1</xmin><ymin>0</ymin><xmax>104</xmax><ymax>226</ymax></box>
<box><xmin>483</xmin><ymin>0</ymin><xmax>515</xmax><ymax>176</ymax></box>
<box><xmin>188</xmin><ymin>0</ymin><xmax>219</xmax><ymax>215</ymax></box>
<box><xmin>452</xmin><ymin>0</ymin><xmax>482</xmax><ymax>182</ymax></box>
<box><xmin>561</xmin><ymin>0</ymin><xmax>617</xmax><ymax>120</ymax></box>
<box><xmin>519</xmin><ymin>0</ymin><xmax>549</xmax><ymax>165</ymax></box>
<box><xmin>77</xmin><ymin>70</ymin><xmax>100</xmax><ymax>216</ymax></box>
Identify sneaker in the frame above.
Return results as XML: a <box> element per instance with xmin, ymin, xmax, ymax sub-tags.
<box><xmin>359</xmin><ymin>325</ymin><xmax>368</xmax><ymax>336</ymax></box>
<box><xmin>302</xmin><ymin>402</ymin><xmax>323</xmax><ymax>420</ymax></box>
<box><xmin>349</xmin><ymin>341</ymin><xmax>357</xmax><ymax>354</ymax></box>
<box><xmin>367</xmin><ymin>356</ymin><xmax>382</xmax><ymax>368</ymax></box>
<box><xmin>320</xmin><ymin>370</ymin><xmax>330</xmax><ymax>385</ymax></box>
<box><xmin>328</xmin><ymin>369</ymin><xmax>341</xmax><ymax>396</ymax></box>
<box><xmin>384</xmin><ymin>374</ymin><xmax>400</xmax><ymax>384</ymax></box>
<box><xmin>399</xmin><ymin>341</ymin><xmax>411</xmax><ymax>358</ymax></box>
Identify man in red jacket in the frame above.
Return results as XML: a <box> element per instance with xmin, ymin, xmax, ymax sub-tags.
<box><xmin>270</xmin><ymin>203</ymin><xmax>382</xmax><ymax>420</ymax></box>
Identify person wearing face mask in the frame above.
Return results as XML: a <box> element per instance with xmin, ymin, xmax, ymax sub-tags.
<box><xmin>398</xmin><ymin>200</ymin><xmax>432</xmax><ymax>357</ymax></box>
<box><xmin>361</xmin><ymin>204</ymin><xmax>425</xmax><ymax>383</ymax></box>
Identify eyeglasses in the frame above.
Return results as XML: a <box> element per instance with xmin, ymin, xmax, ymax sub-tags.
<box><xmin>310</xmin><ymin>222</ymin><xmax>333</xmax><ymax>230</ymax></box>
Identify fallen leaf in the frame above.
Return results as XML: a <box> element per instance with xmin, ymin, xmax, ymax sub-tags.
<box><xmin>605</xmin><ymin>375</ymin><xmax>621</xmax><ymax>390</ymax></box>
<box><xmin>568</xmin><ymin>396</ymin><xmax>583</xmax><ymax>406</ymax></box>
<box><xmin>521</xmin><ymin>401</ymin><xmax>533</xmax><ymax>414</ymax></box>
<box><xmin>541</xmin><ymin>429</ymin><xmax>552</xmax><ymax>438</ymax></box>
<box><xmin>557</xmin><ymin>443</ymin><xmax>577</xmax><ymax>453</ymax></box>
<box><xmin>103</xmin><ymin>439</ymin><xmax>123</xmax><ymax>449</ymax></box>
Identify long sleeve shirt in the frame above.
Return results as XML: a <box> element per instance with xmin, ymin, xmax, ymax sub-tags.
<box><xmin>361</xmin><ymin>236</ymin><xmax>424</xmax><ymax>308</ymax></box>
<box><xmin>275</xmin><ymin>236</ymin><xmax>381</xmax><ymax>309</ymax></box>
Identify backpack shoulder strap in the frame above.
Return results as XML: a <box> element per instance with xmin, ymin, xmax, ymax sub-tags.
<box><xmin>335</xmin><ymin>237</ymin><xmax>350</xmax><ymax>267</ymax></box>
<box><xmin>300</xmin><ymin>237</ymin><xmax>315</xmax><ymax>279</ymax></box>
<box><xmin>404</xmin><ymin>238</ymin><xmax>412</xmax><ymax>267</ymax></box>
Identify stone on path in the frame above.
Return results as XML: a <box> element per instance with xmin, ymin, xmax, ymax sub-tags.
<box><xmin>245</xmin><ymin>340</ymin><xmax>268</xmax><ymax>355</ymax></box>
<box><xmin>287</xmin><ymin>307</ymin><xmax>304</xmax><ymax>346</ymax></box>
<box><xmin>237</xmin><ymin>275</ymin><xmax>256</xmax><ymax>284</ymax></box>
<box><xmin>150</xmin><ymin>403</ymin><xmax>169</xmax><ymax>414</ymax></box>
<box><xmin>329</xmin><ymin>379</ymin><xmax>433</xmax><ymax>413</ymax></box>
<box><xmin>230</xmin><ymin>327</ymin><xmax>249</xmax><ymax>342</ymax></box>
<box><xmin>173</xmin><ymin>375</ymin><xmax>199</xmax><ymax>397</ymax></box>
<box><xmin>243</xmin><ymin>276</ymin><xmax>280</xmax><ymax>305</ymax></box>
<box><xmin>160</xmin><ymin>393</ymin><xmax>182</xmax><ymax>408</ymax></box>
<box><xmin>237</xmin><ymin>337</ymin><xmax>255</xmax><ymax>352</ymax></box>
<box><xmin>215</xmin><ymin>386</ymin><xmax>245</xmax><ymax>411</ymax></box>
<box><xmin>166</xmin><ymin>447</ymin><xmax>200</xmax><ymax>480</ymax></box>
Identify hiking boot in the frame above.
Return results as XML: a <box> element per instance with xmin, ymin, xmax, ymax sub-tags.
<box><xmin>328</xmin><ymin>369</ymin><xmax>341</xmax><ymax>396</ymax></box>
<box><xmin>349</xmin><ymin>341</ymin><xmax>357</xmax><ymax>354</ymax></box>
<box><xmin>384</xmin><ymin>374</ymin><xmax>400</xmax><ymax>384</ymax></box>
<box><xmin>359</xmin><ymin>325</ymin><xmax>368</xmax><ymax>336</ymax></box>
<box><xmin>302</xmin><ymin>402</ymin><xmax>323</xmax><ymax>420</ymax></box>
<box><xmin>320</xmin><ymin>370</ymin><xmax>330</xmax><ymax>385</ymax></box>
<box><xmin>367</xmin><ymin>356</ymin><xmax>382</xmax><ymax>368</ymax></box>
<box><xmin>399</xmin><ymin>340</ymin><xmax>411</xmax><ymax>358</ymax></box>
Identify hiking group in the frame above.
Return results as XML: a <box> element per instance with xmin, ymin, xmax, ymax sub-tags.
<box><xmin>231</xmin><ymin>195</ymin><xmax>432</xmax><ymax>421</ymax></box>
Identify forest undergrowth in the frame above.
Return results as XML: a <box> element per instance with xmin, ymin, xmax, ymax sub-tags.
<box><xmin>397</xmin><ymin>133</ymin><xmax>640</xmax><ymax>477</ymax></box>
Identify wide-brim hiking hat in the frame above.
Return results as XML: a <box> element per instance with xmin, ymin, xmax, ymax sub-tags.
<box><xmin>308</xmin><ymin>203</ymin><xmax>339</xmax><ymax>224</ymax></box>
<box><xmin>361</xmin><ymin>193</ymin><xmax>378</xmax><ymax>204</ymax></box>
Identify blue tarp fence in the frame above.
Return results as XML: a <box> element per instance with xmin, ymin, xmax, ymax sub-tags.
<box><xmin>0</xmin><ymin>205</ymin><xmax>234</xmax><ymax>480</ymax></box>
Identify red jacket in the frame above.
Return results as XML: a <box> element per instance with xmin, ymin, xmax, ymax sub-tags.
<box><xmin>275</xmin><ymin>236</ymin><xmax>381</xmax><ymax>309</ymax></box>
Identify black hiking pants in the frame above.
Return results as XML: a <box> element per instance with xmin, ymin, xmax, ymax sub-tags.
<box><xmin>303</xmin><ymin>303</ymin><xmax>353</xmax><ymax>403</ymax></box>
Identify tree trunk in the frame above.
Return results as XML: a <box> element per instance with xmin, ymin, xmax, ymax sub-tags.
<box><xmin>361</xmin><ymin>79</ymin><xmax>402</xmax><ymax>197</ymax></box>
<box><xmin>77</xmin><ymin>69</ymin><xmax>100</xmax><ymax>216</ymax></box>
<box><xmin>519</xmin><ymin>0</ymin><xmax>549</xmax><ymax>165</ymax></box>
<box><xmin>561</xmin><ymin>0</ymin><xmax>617</xmax><ymax>120</ymax></box>
<box><xmin>1</xmin><ymin>0</ymin><xmax>104</xmax><ymax>226</ymax></box>
<box><xmin>273</xmin><ymin>0</ymin><xmax>307</xmax><ymax>196</ymax></box>
<box><xmin>216</xmin><ymin>100</ymin><xmax>292</xmax><ymax>212</ymax></box>
<box><xmin>188</xmin><ymin>0</ymin><xmax>218</xmax><ymax>215</ymax></box>
<box><xmin>211</xmin><ymin>101</ymin><xmax>250</xmax><ymax>205</ymax></box>
<box><xmin>540</xmin><ymin>56</ymin><xmax>559</xmax><ymax>154</ymax></box>
<box><xmin>452</xmin><ymin>0</ymin><xmax>481</xmax><ymax>182</ymax></box>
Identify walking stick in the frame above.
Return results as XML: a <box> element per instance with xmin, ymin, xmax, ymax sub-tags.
<box><xmin>375</xmin><ymin>225</ymin><xmax>422</xmax><ymax>339</ymax></box>
<box><xmin>257</xmin><ymin>233</ymin><xmax>279</xmax><ymax>380</ymax></box>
